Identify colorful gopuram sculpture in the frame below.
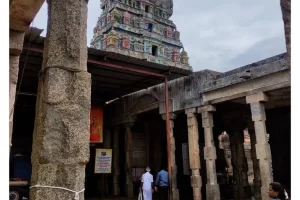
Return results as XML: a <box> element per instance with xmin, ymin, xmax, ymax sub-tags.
<box><xmin>90</xmin><ymin>0</ymin><xmax>191</xmax><ymax>70</ymax></box>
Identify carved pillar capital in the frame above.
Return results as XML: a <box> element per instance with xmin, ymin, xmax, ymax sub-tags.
<box><xmin>161</xmin><ymin>112</ymin><xmax>177</xmax><ymax>120</ymax></box>
<box><xmin>123</xmin><ymin>122</ymin><xmax>134</xmax><ymax>129</ymax></box>
<box><xmin>185</xmin><ymin>107</ymin><xmax>197</xmax><ymax>118</ymax></box>
<box><xmin>197</xmin><ymin>105</ymin><xmax>216</xmax><ymax>113</ymax></box>
<box><xmin>122</xmin><ymin>115</ymin><xmax>136</xmax><ymax>125</ymax></box>
<box><xmin>246</xmin><ymin>92</ymin><xmax>269</xmax><ymax>104</ymax></box>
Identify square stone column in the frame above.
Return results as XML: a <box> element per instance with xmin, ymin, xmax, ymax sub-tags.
<box><xmin>30</xmin><ymin>0</ymin><xmax>91</xmax><ymax>200</ymax></box>
<box><xmin>223</xmin><ymin>110</ymin><xmax>251</xmax><ymax>200</ymax></box>
<box><xmin>162</xmin><ymin>113</ymin><xmax>179</xmax><ymax>200</ymax></box>
<box><xmin>124</xmin><ymin>122</ymin><xmax>134</xmax><ymax>198</ymax></box>
<box><xmin>280</xmin><ymin>0</ymin><xmax>291</xmax><ymax>60</ymax></box>
<box><xmin>246</xmin><ymin>93</ymin><xmax>273</xmax><ymax>200</ymax></box>
<box><xmin>247</xmin><ymin>120</ymin><xmax>262</xmax><ymax>200</ymax></box>
<box><xmin>185</xmin><ymin>108</ymin><xmax>202</xmax><ymax>200</ymax></box>
<box><xmin>113</xmin><ymin>126</ymin><xmax>120</xmax><ymax>196</ymax></box>
<box><xmin>9</xmin><ymin>29</ymin><xmax>25</xmax><ymax>150</ymax></box>
<box><xmin>198</xmin><ymin>105</ymin><xmax>220</xmax><ymax>200</ymax></box>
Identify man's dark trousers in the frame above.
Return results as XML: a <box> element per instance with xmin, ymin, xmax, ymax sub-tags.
<box><xmin>158</xmin><ymin>186</ymin><xmax>168</xmax><ymax>200</ymax></box>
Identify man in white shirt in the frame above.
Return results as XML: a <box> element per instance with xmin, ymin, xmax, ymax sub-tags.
<box><xmin>141</xmin><ymin>167</ymin><xmax>154</xmax><ymax>200</ymax></box>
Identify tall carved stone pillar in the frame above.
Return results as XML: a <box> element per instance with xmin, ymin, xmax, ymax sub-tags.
<box><xmin>162</xmin><ymin>113</ymin><xmax>179</xmax><ymax>200</ymax></box>
<box><xmin>113</xmin><ymin>126</ymin><xmax>120</xmax><ymax>196</ymax></box>
<box><xmin>224</xmin><ymin>112</ymin><xmax>251</xmax><ymax>200</ymax></box>
<box><xmin>30</xmin><ymin>0</ymin><xmax>91</xmax><ymax>200</ymax></box>
<box><xmin>9</xmin><ymin>30</ymin><xmax>25</xmax><ymax>150</ymax></box>
<box><xmin>185</xmin><ymin>108</ymin><xmax>202</xmax><ymax>200</ymax></box>
<box><xmin>280</xmin><ymin>0</ymin><xmax>291</xmax><ymax>59</ymax></box>
<box><xmin>246</xmin><ymin>93</ymin><xmax>273</xmax><ymax>200</ymax></box>
<box><xmin>247</xmin><ymin>120</ymin><xmax>262</xmax><ymax>200</ymax></box>
<box><xmin>198</xmin><ymin>105</ymin><xmax>220</xmax><ymax>200</ymax></box>
<box><xmin>124</xmin><ymin>122</ymin><xmax>134</xmax><ymax>198</ymax></box>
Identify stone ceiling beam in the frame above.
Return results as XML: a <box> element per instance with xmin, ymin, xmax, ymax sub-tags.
<box><xmin>10</xmin><ymin>0</ymin><xmax>45</xmax><ymax>32</ymax></box>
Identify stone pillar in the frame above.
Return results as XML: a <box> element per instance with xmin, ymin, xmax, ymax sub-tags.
<box><xmin>247</xmin><ymin>120</ymin><xmax>262</xmax><ymax>200</ymax></box>
<box><xmin>9</xmin><ymin>29</ymin><xmax>25</xmax><ymax>150</ymax></box>
<box><xmin>224</xmin><ymin>112</ymin><xmax>251</xmax><ymax>200</ymax></box>
<box><xmin>103</xmin><ymin>129</ymin><xmax>112</xmax><ymax>196</ymax></box>
<box><xmin>218</xmin><ymin>132</ymin><xmax>233</xmax><ymax>177</ymax></box>
<box><xmin>29</xmin><ymin>0</ymin><xmax>91</xmax><ymax>199</ymax></box>
<box><xmin>185</xmin><ymin>108</ymin><xmax>202</xmax><ymax>200</ymax></box>
<box><xmin>198</xmin><ymin>105</ymin><xmax>220</xmax><ymax>200</ymax></box>
<box><xmin>280</xmin><ymin>0</ymin><xmax>291</xmax><ymax>59</ymax></box>
<box><xmin>162</xmin><ymin>113</ymin><xmax>179</xmax><ymax>200</ymax></box>
<box><xmin>124</xmin><ymin>122</ymin><xmax>134</xmax><ymax>198</ymax></box>
<box><xmin>144</xmin><ymin>122</ymin><xmax>150</xmax><ymax>165</ymax></box>
<box><xmin>113</xmin><ymin>126</ymin><xmax>120</xmax><ymax>196</ymax></box>
<box><xmin>246</xmin><ymin>93</ymin><xmax>273</xmax><ymax>200</ymax></box>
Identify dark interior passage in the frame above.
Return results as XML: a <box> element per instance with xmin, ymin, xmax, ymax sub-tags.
<box><xmin>267</xmin><ymin>106</ymin><xmax>291</xmax><ymax>195</ymax></box>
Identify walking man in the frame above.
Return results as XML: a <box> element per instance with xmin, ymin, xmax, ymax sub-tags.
<box><xmin>154</xmin><ymin>166</ymin><xmax>169</xmax><ymax>200</ymax></box>
<box><xmin>141</xmin><ymin>167</ymin><xmax>154</xmax><ymax>200</ymax></box>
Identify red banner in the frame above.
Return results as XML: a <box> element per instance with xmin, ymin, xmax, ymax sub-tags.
<box><xmin>90</xmin><ymin>106</ymin><xmax>103</xmax><ymax>143</ymax></box>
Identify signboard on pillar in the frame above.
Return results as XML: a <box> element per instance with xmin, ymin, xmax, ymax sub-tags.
<box><xmin>95</xmin><ymin>149</ymin><xmax>112</xmax><ymax>174</ymax></box>
<box><xmin>90</xmin><ymin>106</ymin><xmax>103</xmax><ymax>143</ymax></box>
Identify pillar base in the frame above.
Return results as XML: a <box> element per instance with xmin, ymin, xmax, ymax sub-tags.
<box><xmin>192</xmin><ymin>188</ymin><xmax>201</xmax><ymax>200</ymax></box>
<box><xmin>126</xmin><ymin>183</ymin><xmax>134</xmax><ymax>198</ymax></box>
<box><xmin>191</xmin><ymin>173</ymin><xmax>202</xmax><ymax>200</ymax></box>
<box><xmin>172</xmin><ymin>188</ymin><xmax>179</xmax><ymax>200</ymax></box>
<box><xmin>260</xmin><ymin>186</ymin><xmax>270</xmax><ymax>200</ymax></box>
<box><xmin>253</xmin><ymin>179</ymin><xmax>262</xmax><ymax>200</ymax></box>
<box><xmin>206</xmin><ymin>184</ymin><xmax>220</xmax><ymax>200</ymax></box>
<box><xmin>113</xmin><ymin>185</ymin><xmax>120</xmax><ymax>196</ymax></box>
<box><xmin>233</xmin><ymin>185</ymin><xmax>252</xmax><ymax>200</ymax></box>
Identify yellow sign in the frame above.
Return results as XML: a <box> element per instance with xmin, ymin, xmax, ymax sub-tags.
<box><xmin>94</xmin><ymin>149</ymin><xmax>112</xmax><ymax>174</ymax></box>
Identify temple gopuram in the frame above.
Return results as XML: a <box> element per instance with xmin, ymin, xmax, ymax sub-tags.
<box><xmin>90</xmin><ymin>0</ymin><xmax>191</xmax><ymax>70</ymax></box>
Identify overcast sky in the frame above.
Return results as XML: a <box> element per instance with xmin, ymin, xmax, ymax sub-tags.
<box><xmin>32</xmin><ymin>0</ymin><xmax>286</xmax><ymax>72</ymax></box>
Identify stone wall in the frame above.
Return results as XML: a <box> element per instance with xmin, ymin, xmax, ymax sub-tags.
<box><xmin>106</xmin><ymin>53</ymin><xmax>288</xmax><ymax>126</ymax></box>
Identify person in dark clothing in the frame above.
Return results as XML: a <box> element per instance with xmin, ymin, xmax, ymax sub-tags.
<box><xmin>269</xmin><ymin>182</ymin><xmax>289</xmax><ymax>200</ymax></box>
<box><xmin>154</xmin><ymin>166</ymin><xmax>169</xmax><ymax>200</ymax></box>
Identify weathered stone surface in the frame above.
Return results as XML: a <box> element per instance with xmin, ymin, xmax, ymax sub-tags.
<box><xmin>248</xmin><ymin>101</ymin><xmax>273</xmax><ymax>200</ymax></box>
<box><xmin>218</xmin><ymin>132</ymin><xmax>233</xmax><ymax>177</ymax></box>
<box><xmin>113</xmin><ymin>127</ymin><xmax>120</xmax><ymax>195</ymax></box>
<box><xmin>162</xmin><ymin>114</ymin><xmax>179</xmax><ymax>199</ymax></box>
<box><xmin>107</xmin><ymin>52</ymin><xmax>288</xmax><ymax>128</ymax></box>
<box><xmin>124</xmin><ymin>125</ymin><xmax>134</xmax><ymax>198</ymax></box>
<box><xmin>246</xmin><ymin>93</ymin><xmax>268</xmax><ymax>104</ymax></box>
<box><xmin>172</xmin><ymin>188</ymin><xmax>180</xmax><ymax>200</ymax></box>
<box><xmin>30</xmin><ymin>0</ymin><xmax>90</xmax><ymax>199</ymax></box>
<box><xmin>202</xmin><ymin>54</ymin><xmax>288</xmax><ymax>93</ymax></box>
<box><xmin>225</xmin><ymin>115</ymin><xmax>251</xmax><ymax>200</ymax></box>
<box><xmin>250</xmin><ymin>103</ymin><xmax>267</xmax><ymax>121</ymax></box>
<box><xmin>10</xmin><ymin>0</ymin><xmax>45</xmax><ymax>31</ymax></box>
<box><xmin>280</xmin><ymin>0</ymin><xmax>291</xmax><ymax>59</ymax></box>
<box><xmin>204</xmin><ymin>147</ymin><xmax>217</xmax><ymax>160</ymax></box>
<box><xmin>202</xmin><ymin>70</ymin><xmax>290</xmax><ymax>105</ymax></box>
<box><xmin>190</xmin><ymin>171</ymin><xmax>202</xmax><ymax>188</ymax></box>
<box><xmin>9</xmin><ymin>30</ymin><xmax>25</xmax><ymax>150</ymax></box>
<box><xmin>247</xmin><ymin>120</ymin><xmax>262</xmax><ymax>200</ymax></box>
<box><xmin>255</xmin><ymin>144</ymin><xmax>272</xmax><ymax>160</ymax></box>
<box><xmin>200</xmin><ymin>108</ymin><xmax>220</xmax><ymax>200</ymax></box>
<box><xmin>187</xmin><ymin>118</ymin><xmax>200</xmax><ymax>169</ymax></box>
<box><xmin>9</xmin><ymin>56</ymin><xmax>20</xmax><ymax>146</ymax></box>
<box><xmin>206</xmin><ymin>184</ymin><xmax>220</xmax><ymax>200</ymax></box>
<box><xmin>9</xmin><ymin>29</ymin><xmax>25</xmax><ymax>56</ymax></box>
<box><xmin>198</xmin><ymin>105</ymin><xmax>216</xmax><ymax>113</ymax></box>
<box><xmin>186</xmin><ymin>110</ymin><xmax>202</xmax><ymax>199</ymax></box>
